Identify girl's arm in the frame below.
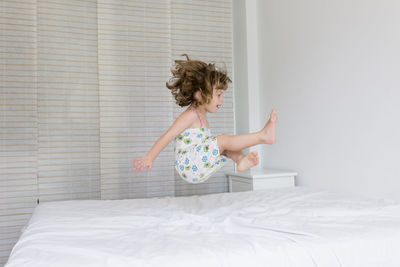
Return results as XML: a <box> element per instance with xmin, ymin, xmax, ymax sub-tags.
<box><xmin>132</xmin><ymin>110</ymin><xmax>197</xmax><ymax>172</ymax></box>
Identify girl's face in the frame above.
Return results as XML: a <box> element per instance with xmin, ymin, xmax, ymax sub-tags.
<box><xmin>205</xmin><ymin>88</ymin><xmax>225</xmax><ymax>113</ymax></box>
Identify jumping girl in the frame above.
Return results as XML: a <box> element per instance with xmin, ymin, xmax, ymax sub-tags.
<box><xmin>133</xmin><ymin>55</ymin><xmax>277</xmax><ymax>183</ymax></box>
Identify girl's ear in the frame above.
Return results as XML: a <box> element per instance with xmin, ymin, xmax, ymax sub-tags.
<box><xmin>193</xmin><ymin>90</ymin><xmax>202</xmax><ymax>102</ymax></box>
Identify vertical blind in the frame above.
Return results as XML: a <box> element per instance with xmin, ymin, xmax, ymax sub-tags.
<box><xmin>0</xmin><ymin>0</ymin><xmax>233</xmax><ymax>265</ymax></box>
<box><xmin>0</xmin><ymin>0</ymin><xmax>38</xmax><ymax>264</ymax></box>
<box><xmin>97</xmin><ymin>0</ymin><xmax>175</xmax><ymax>199</ymax></box>
<box><xmin>37</xmin><ymin>0</ymin><xmax>101</xmax><ymax>202</ymax></box>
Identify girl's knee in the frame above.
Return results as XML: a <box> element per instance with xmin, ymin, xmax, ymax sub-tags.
<box><xmin>217</xmin><ymin>134</ymin><xmax>230</xmax><ymax>152</ymax></box>
<box><xmin>217</xmin><ymin>134</ymin><xmax>229</xmax><ymax>143</ymax></box>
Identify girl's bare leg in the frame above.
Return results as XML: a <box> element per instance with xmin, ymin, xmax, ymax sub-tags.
<box><xmin>225</xmin><ymin>150</ymin><xmax>259</xmax><ymax>172</ymax></box>
<box><xmin>222</xmin><ymin>150</ymin><xmax>244</xmax><ymax>163</ymax></box>
<box><xmin>217</xmin><ymin>110</ymin><xmax>277</xmax><ymax>155</ymax></box>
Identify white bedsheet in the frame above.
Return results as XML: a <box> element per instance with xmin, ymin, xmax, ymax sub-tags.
<box><xmin>6</xmin><ymin>187</ymin><xmax>400</xmax><ymax>267</ymax></box>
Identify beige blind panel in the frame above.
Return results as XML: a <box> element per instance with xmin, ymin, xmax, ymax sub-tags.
<box><xmin>0</xmin><ymin>0</ymin><xmax>38</xmax><ymax>265</ymax></box>
<box><xmin>97</xmin><ymin>0</ymin><xmax>176</xmax><ymax>199</ymax></box>
<box><xmin>36</xmin><ymin>0</ymin><xmax>100</xmax><ymax>202</ymax></box>
<box><xmin>171</xmin><ymin>0</ymin><xmax>234</xmax><ymax>196</ymax></box>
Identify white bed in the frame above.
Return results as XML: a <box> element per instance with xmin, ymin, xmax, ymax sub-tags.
<box><xmin>6</xmin><ymin>187</ymin><xmax>400</xmax><ymax>267</ymax></box>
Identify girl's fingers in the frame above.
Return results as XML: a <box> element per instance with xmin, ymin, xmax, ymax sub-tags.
<box><xmin>139</xmin><ymin>163</ymin><xmax>145</xmax><ymax>172</ymax></box>
<box><xmin>133</xmin><ymin>159</ymin><xmax>152</xmax><ymax>172</ymax></box>
<box><xmin>139</xmin><ymin>162</ymin><xmax>145</xmax><ymax>172</ymax></box>
<box><xmin>133</xmin><ymin>159</ymin><xmax>145</xmax><ymax>169</ymax></box>
<box><xmin>132</xmin><ymin>159</ymin><xmax>140</xmax><ymax>168</ymax></box>
<box><xmin>134</xmin><ymin>161</ymin><xmax>142</xmax><ymax>171</ymax></box>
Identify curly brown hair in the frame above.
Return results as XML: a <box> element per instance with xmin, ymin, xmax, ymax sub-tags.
<box><xmin>166</xmin><ymin>54</ymin><xmax>232</xmax><ymax>107</ymax></box>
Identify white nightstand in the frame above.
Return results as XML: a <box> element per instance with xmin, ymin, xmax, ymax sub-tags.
<box><xmin>225</xmin><ymin>168</ymin><xmax>297</xmax><ymax>192</ymax></box>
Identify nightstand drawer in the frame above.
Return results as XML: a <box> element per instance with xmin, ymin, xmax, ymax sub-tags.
<box><xmin>253</xmin><ymin>176</ymin><xmax>295</xmax><ymax>190</ymax></box>
<box><xmin>226</xmin><ymin>168</ymin><xmax>297</xmax><ymax>193</ymax></box>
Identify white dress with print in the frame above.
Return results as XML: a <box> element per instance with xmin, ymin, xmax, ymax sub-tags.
<box><xmin>174</xmin><ymin>126</ymin><xmax>227</xmax><ymax>183</ymax></box>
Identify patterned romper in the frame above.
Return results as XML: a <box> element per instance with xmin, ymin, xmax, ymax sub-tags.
<box><xmin>174</xmin><ymin>108</ymin><xmax>227</xmax><ymax>183</ymax></box>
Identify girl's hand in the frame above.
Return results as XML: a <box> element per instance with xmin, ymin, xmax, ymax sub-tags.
<box><xmin>132</xmin><ymin>156</ymin><xmax>153</xmax><ymax>172</ymax></box>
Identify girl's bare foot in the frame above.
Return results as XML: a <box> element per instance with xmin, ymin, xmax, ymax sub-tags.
<box><xmin>237</xmin><ymin>151</ymin><xmax>259</xmax><ymax>172</ymax></box>
<box><xmin>260</xmin><ymin>109</ymin><xmax>277</xmax><ymax>145</ymax></box>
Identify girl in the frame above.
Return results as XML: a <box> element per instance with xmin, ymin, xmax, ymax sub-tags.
<box><xmin>133</xmin><ymin>55</ymin><xmax>277</xmax><ymax>183</ymax></box>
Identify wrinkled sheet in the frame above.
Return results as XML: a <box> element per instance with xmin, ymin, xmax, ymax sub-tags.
<box><xmin>6</xmin><ymin>187</ymin><xmax>400</xmax><ymax>267</ymax></box>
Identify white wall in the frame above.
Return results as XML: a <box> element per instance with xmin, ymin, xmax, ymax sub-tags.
<box><xmin>256</xmin><ymin>0</ymin><xmax>400</xmax><ymax>201</ymax></box>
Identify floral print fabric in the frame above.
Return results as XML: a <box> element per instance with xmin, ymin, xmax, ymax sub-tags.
<box><xmin>174</xmin><ymin>127</ymin><xmax>227</xmax><ymax>183</ymax></box>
